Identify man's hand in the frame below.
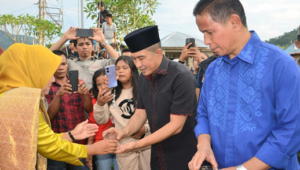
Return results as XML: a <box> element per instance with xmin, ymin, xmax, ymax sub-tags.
<box><xmin>131</xmin><ymin>126</ymin><xmax>145</xmax><ymax>139</ymax></box>
<box><xmin>96</xmin><ymin>88</ymin><xmax>114</xmax><ymax>106</ymax></box>
<box><xmin>103</xmin><ymin>127</ymin><xmax>127</xmax><ymax>141</ymax></box>
<box><xmin>77</xmin><ymin>80</ymin><xmax>89</xmax><ymax>95</ymax></box>
<box><xmin>85</xmin><ymin>156</ymin><xmax>93</xmax><ymax>169</ymax></box>
<box><xmin>188</xmin><ymin>146</ymin><xmax>218</xmax><ymax>170</ymax></box>
<box><xmin>89</xmin><ymin>28</ymin><xmax>106</xmax><ymax>44</ymax></box>
<box><xmin>56</xmin><ymin>81</ymin><xmax>72</xmax><ymax>96</ymax></box>
<box><xmin>179</xmin><ymin>43</ymin><xmax>192</xmax><ymax>62</ymax></box>
<box><xmin>93</xmin><ymin>140</ymin><xmax>118</xmax><ymax>155</ymax></box>
<box><xmin>115</xmin><ymin>141</ymin><xmax>137</xmax><ymax>154</ymax></box>
<box><xmin>188</xmin><ymin>44</ymin><xmax>202</xmax><ymax>62</ymax></box>
<box><xmin>63</xmin><ymin>27</ymin><xmax>79</xmax><ymax>41</ymax></box>
<box><xmin>71</xmin><ymin>120</ymin><xmax>98</xmax><ymax>140</ymax></box>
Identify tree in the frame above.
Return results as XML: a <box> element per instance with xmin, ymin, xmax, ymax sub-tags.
<box><xmin>0</xmin><ymin>14</ymin><xmax>62</xmax><ymax>46</ymax></box>
<box><xmin>84</xmin><ymin>0</ymin><xmax>160</xmax><ymax>49</ymax></box>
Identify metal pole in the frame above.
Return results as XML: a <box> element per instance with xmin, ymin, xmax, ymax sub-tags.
<box><xmin>43</xmin><ymin>0</ymin><xmax>46</xmax><ymax>46</ymax></box>
<box><xmin>81</xmin><ymin>0</ymin><xmax>84</xmax><ymax>28</ymax></box>
<box><xmin>78</xmin><ymin>0</ymin><xmax>80</xmax><ymax>27</ymax></box>
<box><xmin>39</xmin><ymin>0</ymin><xmax>42</xmax><ymax>19</ymax></box>
<box><xmin>38</xmin><ymin>0</ymin><xmax>42</xmax><ymax>44</ymax></box>
<box><xmin>61</xmin><ymin>0</ymin><xmax>64</xmax><ymax>31</ymax></box>
<box><xmin>43</xmin><ymin>0</ymin><xmax>45</xmax><ymax>20</ymax></box>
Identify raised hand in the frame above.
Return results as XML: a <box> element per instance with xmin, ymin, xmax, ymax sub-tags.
<box><xmin>89</xmin><ymin>28</ymin><xmax>106</xmax><ymax>44</ymax></box>
<box><xmin>96</xmin><ymin>88</ymin><xmax>114</xmax><ymax>106</ymax></box>
<box><xmin>179</xmin><ymin>43</ymin><xmax>192</xmax><ymax>62</ymax></box>
<box><xmin>76</xmin><ymin>80</ymin><xmax>89</xmax><ymax>95</ymax></box>
<box><xmin>72</xmin><ymin>120</ymin><xmax>98</xmax><ymax>140</ymax></box>
<box><xmin>57</xmin><ymin>81</ymin><xmax>72</xmax><ymax>96</ymax></box>
<box><xmin>188</xmin><ymin>44</ymin><xmax>203</xmax><ymax>62</ymax></box>
<box><xmin>63</xmin><ymin>27</ymin><xmax>80</xmax><ymax>41</ymax></box>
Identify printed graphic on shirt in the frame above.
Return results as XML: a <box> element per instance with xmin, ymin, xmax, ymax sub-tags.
<box><xmin>119</xmin><ymin>98</ymin><xmax>135</xmax><ymax>119</ymax></box>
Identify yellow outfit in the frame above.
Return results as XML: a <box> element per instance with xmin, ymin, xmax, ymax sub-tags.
<box><xmin>0</xmin><ymin>44</ymin><xmax>88</xmax><ymax>169</ymax></box>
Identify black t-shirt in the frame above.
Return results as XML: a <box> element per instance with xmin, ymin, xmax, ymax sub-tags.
<box><xmin>137</xmin><ymin>56</ymin><xmax>198</xmax><ymax>170</ymax></box>
<box><xmin>97</xmin><ymin>9</ymin><xmax>109</xmax><ymax>24</ymax></box>
<box><xmin>67</xmin><ymin>49</ymin><xmax>79</xmax><ymax>59</ymax></box>
<box><xmin>197</xmin><ymin>55</ymin><xmax>217</xmax><ymax>91</ymax></box>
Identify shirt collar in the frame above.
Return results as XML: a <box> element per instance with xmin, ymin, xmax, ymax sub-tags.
<box><xmin>52</xmin><ymin>76</ymin><xmax>69</xmax><ymax>86</ymax></box>
<box><xmin>77</xmin><ymin>56</ymin><xmax>93</xmax><ymax>61</ymax></box>
<box><xmin>146</xmin><ymin>55</ymin><xmax>169</xmax><ymax>80</ymax></box>
<box><xmin>219</xmin><ymin>31</ymin><xmax>261</xmax><ymax>65</ymax></box>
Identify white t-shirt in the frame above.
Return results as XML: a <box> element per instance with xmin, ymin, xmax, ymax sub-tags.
<box><xmin>102</xmin><ymin>22</ymin><xmax>116</xmax><ymax>43</ymax></box>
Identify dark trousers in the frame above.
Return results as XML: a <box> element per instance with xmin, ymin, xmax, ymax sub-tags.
<box><xmin>47</xmin><ymin>159</ymin><xmax>89</xmax><ymax>170</ymax></box>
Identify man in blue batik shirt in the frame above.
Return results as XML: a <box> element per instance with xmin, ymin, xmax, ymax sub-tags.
<box><xmin>189</xmin><ymin>0</ymin><xmax>300</xmax><ymax>170</ymax></box>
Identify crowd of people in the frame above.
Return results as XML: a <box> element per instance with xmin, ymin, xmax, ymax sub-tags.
<box><xmin>1</xmin><ymin>0</ymin><xmax>300</xmax><ymax>170</ymax></box>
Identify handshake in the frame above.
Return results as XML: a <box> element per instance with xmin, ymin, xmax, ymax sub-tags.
<box><xmin>73</xmin><ymin>121</ymin><xmax>139</xmax><ymax>156</ymax></box>
<box><xmin>100</xmin><ymin>127</ymin><xmax>139</xmax><ymax>154</ymax></box>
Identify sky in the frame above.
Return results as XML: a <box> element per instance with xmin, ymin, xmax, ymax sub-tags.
<box><xmin>1</xmin><ymin>0</ymin><xmax>300</xmax><ymax>44</ymax></box>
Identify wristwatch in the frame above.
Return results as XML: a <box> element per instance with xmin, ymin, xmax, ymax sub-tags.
<box><xmin>236</xmin><ymin>165</ymin><xmax>247</xmax><ymax>170</ymax></box>
<box><xmin>178</xmin><ymin>60</ymin><xmax>185</xmax><ymax>64</ymax></box>
<box><xmin>101</xmin><ymin>40</ymin><xmax>108</xmax><ymax>47</ymax></box>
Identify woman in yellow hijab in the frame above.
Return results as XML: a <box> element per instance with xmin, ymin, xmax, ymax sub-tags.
<box><xmin>0</xmin><ymin>44</ymin><xmax>118</xmax><ymax>170</ymax></box>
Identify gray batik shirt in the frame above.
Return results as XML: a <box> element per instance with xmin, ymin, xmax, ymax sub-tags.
<box><xmin>67</xmin><ymin>58</ymin><xmax>116</xmax><ymax>90</ymax></box>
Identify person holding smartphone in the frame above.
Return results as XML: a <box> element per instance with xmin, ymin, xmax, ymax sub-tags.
<box><xmin>50</xmin><ymin>27</ymin><xmax>119</xmax><ymax>90</ymax></box>
<box><xmin>93</xmin><ymin>56</ymin><xmax>151</xmax><ymax>170</ymax></box>
<box><xmin>46</xmin><ymin>50</ymin><xmax>93</xmax><ymax>170</ymax></box>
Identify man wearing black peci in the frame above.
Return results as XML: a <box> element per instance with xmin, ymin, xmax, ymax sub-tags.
<box><xmin>103</xmin><ymin>26</ymin><xmax>209</xmax><ymax>170</ymax></box>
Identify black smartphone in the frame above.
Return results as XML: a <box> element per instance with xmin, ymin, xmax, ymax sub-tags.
<box><xmin>69</xmin><ymin>70</ymin><xmax>79</xmax><ymax>92</ymax></box>
<box><xmin>186</xmin><ymin>38</ymin><xmax>195</xmax><ymax>49</ymax></box>
<box><xmin>76</xmin><ymin>29</ymin><xmax>93</xmax><ymax>37</ymax></box>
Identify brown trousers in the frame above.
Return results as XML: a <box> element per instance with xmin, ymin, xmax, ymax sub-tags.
<box><xmin>116</xmin><ymin>147</ymin><xmax>151</xmax><ymax>170</ymax></box>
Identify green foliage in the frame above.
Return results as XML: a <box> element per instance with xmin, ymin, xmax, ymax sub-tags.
<box><xmin>265</xmin><ymin>29</ymin><xmax>298</xmax><ymax>49</ymax></box>
<box><xmin>84</xmin><ymin>0</ymin><xmax>160</xmax><ymax>47</ymax></box>
<box><xmin>0</xmin><ymin>14</ymin><xmax>62</xmax><ymax>46</ymax></box>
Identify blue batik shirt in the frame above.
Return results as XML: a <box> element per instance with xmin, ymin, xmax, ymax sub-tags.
<box><xmin>195</xmin><ymin>31</ymin><xmax>300</xmax><ymax>169</ymax></box>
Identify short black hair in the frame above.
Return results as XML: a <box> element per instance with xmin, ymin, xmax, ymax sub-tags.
<box><xmin>69</xmin><ymin>40</ymin><xmax>75</xmax><ymax>43</ymax></box>
<box><xmin>97</xmin><ymin>1</ymin><xmax>104</xmax><ymax>7</ymax></box>
<box><xmin>92</xmin><ymin>69</ymin><xmax>106</xmax><ymax>99</ymax></box>
<box><xmin>110</xmin><ymin>43</ymin><xmax>117</xmax><ymax>48</ymax></box>
<box><xmin>52</xmin><ymin>50</ymin><xmax>67</xmax><ymax>59</ymax></box>
<box><xmin>121</xmin><ymin>48</ymin><xmax>131</xmax><ymax>54</ymax></box>
<box><xmin>106</xmin><ymin>13</ymin><xmax>112</xmax><ymax>18</ymax></box>
<box><xmin>146</xmin><ymin>42</ymin><xmax>162</xmax><ymax>54</ymax></box>
<box><xmin>193</xmin><ymin>0</ymin><xmax>247</xmax><ymax>28</ymax></box>
<box><xmin>73</xmin><ymin>38</ymin><xmax>94</xmax><ymax>47</ymax></box>
<box><xmin>297</xmin><ymin>35</ymin><xmax>300</xmax><ymax>42</ymax></box>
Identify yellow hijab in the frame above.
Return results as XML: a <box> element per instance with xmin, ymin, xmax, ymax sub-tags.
<box><xmin>0</xmin><ymin>44</ymin><xmax>61</xmax><ymax>94</ymax></box>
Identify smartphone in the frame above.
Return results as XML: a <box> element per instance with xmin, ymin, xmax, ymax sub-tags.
<box><xmin>76</xmin><ymin>29</ymin><xmax>93</xmax><ymax>37</ymax></box>
<box><xmin>186</xmin><ymin>38</ymin><xmax>195</xmax><ymax>49</ymax></box>
<box><xmin>105</xmin><ymin>65</ymin><xmax>118</xmax><ymax>88</ymax></box>
<box><xmin>69</xmin><ymin>70</ymin><xmax>79</xmax><ymax>92</ymax></box>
